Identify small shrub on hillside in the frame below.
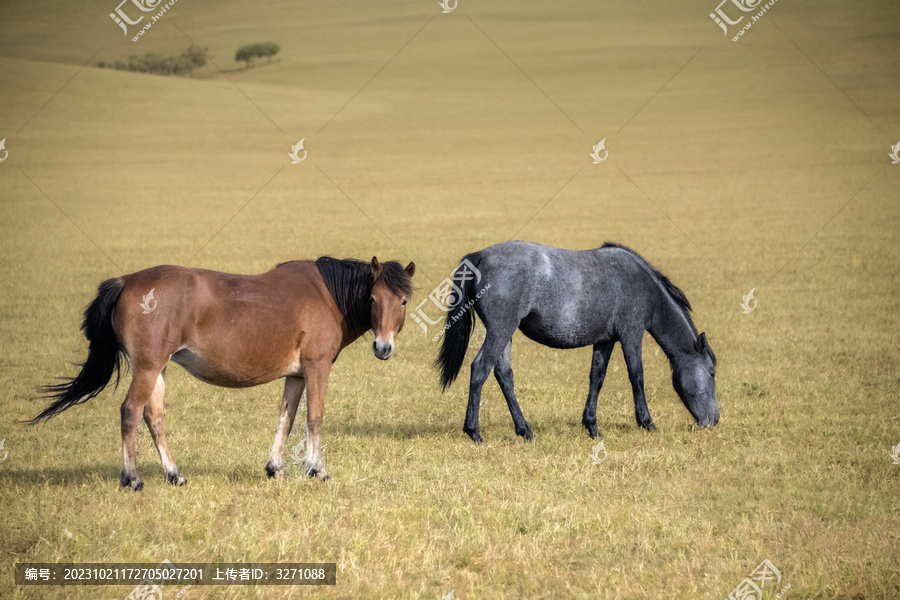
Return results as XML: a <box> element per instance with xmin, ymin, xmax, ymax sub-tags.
<box><xmin>97</xmin><ymin>45</ymin><xmax>207</xmax><ymax>77</ymax></box>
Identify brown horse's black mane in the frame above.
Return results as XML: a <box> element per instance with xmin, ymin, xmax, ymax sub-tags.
<box><xmin>310</xmin><ymin>257</ymin><xmax>412</xmax><ymax>336</ymax></box>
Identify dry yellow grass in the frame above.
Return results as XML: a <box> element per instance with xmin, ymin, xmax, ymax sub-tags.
<box><xmin>0</xmin><ymin>0</ymin><xmax>898</xmax><ymax>598</ymax></box>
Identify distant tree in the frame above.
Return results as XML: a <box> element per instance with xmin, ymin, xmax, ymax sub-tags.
<box><xmin>181</xmin><ymin>45</ymin><xmax>207</xmax><ymax>68</ymax></box>
<box><xmin>258</xmin><ymin>42</ymin><xmax>280</xmax><ymax>63</ymax></box>
<box><xmin>235</xmin><ymin>45</ymin><xmax>254</xmax><ymax>68</ymax></box>
<box><xmin>235</xmin><ymin>42</ymin><xmax>280</xmax><ymax>68</ymax></box>
<box><xmin>96</xmin><ymin>45</ymin><xmax>206</xmax><ymax>77</ymax></box>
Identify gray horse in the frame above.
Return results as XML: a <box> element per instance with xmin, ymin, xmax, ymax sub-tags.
<box><xmin>436</xmin><ymin>241</ymin><xmax>719</xmax><ymax>442</ymax></box>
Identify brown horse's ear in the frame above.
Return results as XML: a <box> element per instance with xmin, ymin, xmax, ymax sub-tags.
<box><xmin>370</xmin><ymin>257</ymin><xmax>383</xmax><ymax>277</ymax></box>
<box><xmin>404</xmin><ymin>262</ymin><xmax>416</xmax><ymax>277</ymax></box>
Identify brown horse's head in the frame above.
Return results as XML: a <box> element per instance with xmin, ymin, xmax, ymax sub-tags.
<box><xmin>370</xmin><ymin>257</ymin><xmax>415</xmax><ymax>360</ymax></box>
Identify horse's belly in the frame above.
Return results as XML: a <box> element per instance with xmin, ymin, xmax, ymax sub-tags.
<box><xmin>171</xmin><ymin>346</ymin><xmax>294</xmax><ymax>388</ymax></box>
<box><xmin>518</xmin><ymin>312</ymin><xmax>610</xmax><ymax>349</ymax></box>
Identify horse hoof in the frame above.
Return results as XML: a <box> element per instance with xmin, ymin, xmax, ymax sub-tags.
<box><xmin>640</xmin><ymin>422</ymin><xmax>657</xmax><ymax>432</ymax></box>
<box><xmin>467</xmin><ymin>432</ymin><xmax>483</xmax><ymax>444</ymax></box>
<box><xmin>518</xmin><ymin>429</ymin><xmax>534</xmax><ymax>441</ymax></box>
<box><xmin>166</xmin><ymin>472</ymin><xmax>187</xmax><ymax>486</ymax></box>
<box><xmin>585</xmin><ymin>425</ymin><xmax>601</xmax><ymax>438</ymax></box>
<box><xmin>264</xmin><ymin>462</ymin><xmax>280</xmax><ymax>479</ymax></box>
<box><xmin>306</xmin><ymin>468</ymin><xmax>329</xmax><ymax>481</ymax></box>
<box><xmin>121</xmin><ymin>477</ymin><xmax>144</xmax><ymax>492</ymax></box>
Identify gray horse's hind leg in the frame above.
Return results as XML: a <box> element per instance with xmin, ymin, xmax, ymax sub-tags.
<box><xmin>582</xmin><ymin>341</ymin><xmax>615</xmax><ymax>438</ymax></box>
<box><xmin>620</xmin><ymin>334</ymin><xmax>656</xmax><ymax>431</ymax></box>
<box><xmin>464</xmin><ymin>329</ymin><xmax>515</xmax><ymax>443</ymax></box>
<box><xmin>494</xmin><ymin>341</ymin><xmax>533</xmax><ymax>441</ymax></box>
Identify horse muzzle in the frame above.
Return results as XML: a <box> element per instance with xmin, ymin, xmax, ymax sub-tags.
<box><xmin>696</xmin><ymin>407</ymin><xmax>720</xmax><ymax>428</ymax></box>
<box><xmin>373</xmin><ymin>338</ymin><xmax>394</xmax><ymax>361</ymax></box>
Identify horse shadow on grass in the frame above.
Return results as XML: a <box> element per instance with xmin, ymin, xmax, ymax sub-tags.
<box><xmin>329</xmin><ymin>421</ymin><xmax>452</xmax><ymax>439</ymax></box>
<box><xmin>329</xmin><ymin>419</ymin><xmax>641</xmax><ymax>440</ymax></box>
<box><xmin>0</xmin><ymin>462</ymin><xmax>262</xmax><ymax>489</ymax></box>
<box><xmin>0</xmin><ymin>419</ymin><xmax>684</xmax><ymax>489</ymax></box>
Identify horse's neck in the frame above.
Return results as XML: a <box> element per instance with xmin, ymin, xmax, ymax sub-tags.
<box><xmin>647</xmin><ymin>301</ymin><xmax>696</xmax><ymax>366</ymax></box>
<box><xmin>340</xmin><ymin>327</ymin><xmax>367</xmax><ymax>350</ymax></box>
<box><xmin>335</xmin><ymin>279</ymin><xmax>373</xmax><ymax>340</ymax></box>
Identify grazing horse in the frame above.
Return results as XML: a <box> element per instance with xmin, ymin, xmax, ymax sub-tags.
<box><xmin>30</xmin><ymin>257</ymin><xmax>415</xmax><ymax>489</ymax></box>
<box><xmin>436</xmin><ymin>241</ymin><xmax>718</xmax><ymax>443</ymax></box>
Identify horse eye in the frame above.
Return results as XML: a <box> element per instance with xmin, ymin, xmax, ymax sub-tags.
<box><xmin>370</xmin><ymin>296</ymin><xmax>376</xmax><ymax>304</ymax></box>
<box><xmin>401</xmin><ymin>299</ymin><xmax>407</xmax><ymax>306</ymax></box>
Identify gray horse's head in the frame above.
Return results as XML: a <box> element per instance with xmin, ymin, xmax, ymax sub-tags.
<box><xmin>673</xmin><ymin>332</ymin><xmax>719</xmax><ymax>427</ymax></box>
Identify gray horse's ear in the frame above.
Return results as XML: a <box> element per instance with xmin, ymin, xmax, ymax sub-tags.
<box><xmin>404</xmin><ymin>262</ymin><xmax>416</xmax><ymax>277</ymax></box>
<box><xmin>695</xmin><ymin>332</ymin><xmax>708</xmax><ymax>354</ymax></box>
<box><xmin>370</xmin><ymin>257</ymin><xmax>383</xmax><ymax>277</ymax></box>
<box><xmin>695</xmin><ymin>332</ymin><xmax>716</xmax><ymax>365</ymax></box>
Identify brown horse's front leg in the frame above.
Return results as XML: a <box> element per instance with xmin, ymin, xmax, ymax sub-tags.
<box><xmin>303</xmin><ymin>360</ymin><xmax>331</xmax><ymax>481</ymax></box>
<box><xmin>266</xmin><ymin>376</ymin><xmax>306</xmax><ymax>479</ymax></box>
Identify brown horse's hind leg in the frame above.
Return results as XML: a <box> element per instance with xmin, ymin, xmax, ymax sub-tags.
<box><xmin>303</xmin><ymin>360</ymin><xmax>331</xmax><ymax>481</ymax></box>
<box><xmin>265</xmin><ymin>376</ymin><xmax>306</xmax><ymax>479</ymax></box>
<box><xmin>120</xmin><ymin>367</ymin><xmax>164</xmax><ymax>491</ymax></box>
<box><xmin>142</xmin><ymin>368</ymin><xmax>185</xmax><ymax>486</ymax></box>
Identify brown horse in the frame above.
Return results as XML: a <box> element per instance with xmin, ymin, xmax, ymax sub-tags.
<box><xmin>30</xmin><ymin>257</ymin><xmax>415</xmax><ymax>490</ymax></box>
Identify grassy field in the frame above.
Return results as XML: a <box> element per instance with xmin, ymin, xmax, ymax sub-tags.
<box><xmin>1</xmin><ymin>0</ymin><xmax>898</xmax><ymax>598</ymax></box>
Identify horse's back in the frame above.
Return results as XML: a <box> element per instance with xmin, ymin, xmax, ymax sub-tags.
<box><xmin>112</xmin><ymin>261</ymin><xmax>341</xmax><ymax>385</ymax></box>
<box><xmin>471</xmin><ymin>242</ymin><xmax>656</xmax><ymax>348</ymax></box>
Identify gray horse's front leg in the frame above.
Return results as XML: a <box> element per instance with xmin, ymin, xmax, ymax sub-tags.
<box><xmin>582</xmin><ymin>341</ymin><xmax>615</xmax><ymax>438</ymax></box>
<box><xmin>620</xmin><ymin>334</ymin><xmax>656</xmax><ymax>431</ymax></box>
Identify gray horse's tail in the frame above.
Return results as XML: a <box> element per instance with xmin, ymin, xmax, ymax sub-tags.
<box><xmin>436</xmin><ymin>254</ymin><xmax>481</xmax><ymax>390</ymax></box>
<box><xmin>29</xmin><ymin>278</ymin><xmax>125</xmax><ymax>424</ymax></box>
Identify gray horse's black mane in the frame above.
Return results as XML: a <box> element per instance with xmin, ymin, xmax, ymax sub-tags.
<box><xmin>600</xmin><ymin>242</ymin><xmax>693</xmax><ymax>314</ymax></box>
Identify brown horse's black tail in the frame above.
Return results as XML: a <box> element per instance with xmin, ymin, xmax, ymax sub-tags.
<box><xmin>29</xmin><ymin>278</ymin><xmax>125</xmax><ymax>424</ymax></box>
<box><xmin>436</xmin><ymin>253</ymin><xmax>481</xmax><ymax>391</ymax></box>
